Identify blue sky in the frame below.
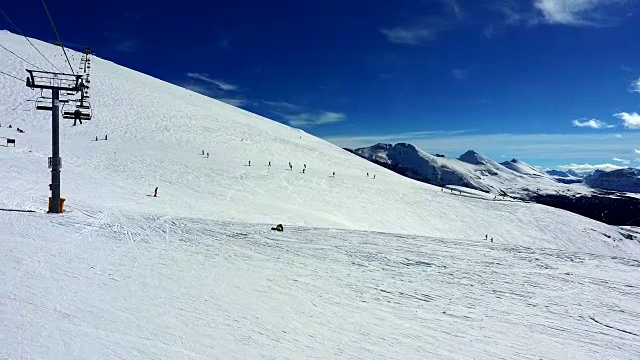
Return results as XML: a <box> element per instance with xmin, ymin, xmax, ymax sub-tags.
<box><xmin>2</xmin><ymin>0</ymin><xmax>640</xmax><ymax>170</ymax></box>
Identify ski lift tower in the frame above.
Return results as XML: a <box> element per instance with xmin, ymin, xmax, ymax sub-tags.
<box><xmin>26</xmin><ymin>70</ymin><xmax>83</xmax><ymax>213</ymax></box>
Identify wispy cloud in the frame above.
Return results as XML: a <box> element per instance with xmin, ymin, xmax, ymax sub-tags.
<box><xmin>186</xmin><ymin>73</ymin><xmax>239</xmax><ymax>91</ymax></box>
<box><xmin>534</xmin><ymin>0</ymin><xmax>625</xmax><ymax>26</ymax></box>
<box><xmin>380</xmin><ymin>27</ymin><xmax>437</xmax><ymax>45</ymax></box>
<box><xmin>443</xmin><ymin>0</ymin><xmax>464</xmax><ymax>19</ymax></box>
<box><xmin>614</xmin><ymin>112</ymin><xmax>640</xmax><ymax>129</ymax></box>
<box><xmin>452</xmin><ymin>69</ymin><xmax>468</xmax><ymax>79</ymax></box>
<box><xmin>261</xmin><ymin>100</ymin><xmax>301</xmax><ymax>111</ymax></box>
<box><xmin>181</xmin><ymin>82</ymin><xmax>248</xmax><ymax>108</ymax></box>
<box><xmin>103</xmin><ymin>33</ymin><xmax>138</xmax><ymax>52</ymax></box>
<box><xmin>217</xmin><ymin>98</ymin><xmax>248</xmax><ymax>107</ymax></box>
<box><xmin>115</xmin><ymin>39</ymin><xmax>137</xmax><ymax>52</ymax></box>
<box><xmin>635</xmin><ymin>149</ymin><xmax>640</xmax><ymax>155</ymax></box>
<box><xmin>612</xmin><ymin>157</ymin><xmax>631</xmax><ymax>164</ymax></box>
<box><xmin>571</xmin><ymin>118</ymin><xmax>614</xmax><ymax>129</ymax></box>
<box><xmin>631</xmin><ymin>77</ymin><xmax>640</xmax><ymax>93</ymax></box>
<box><xmin>485</xmin><ymin>0</ymin><xmax>629</xmax><ymax>38</ymax></box>
<box><xmin>287</xmin><ymin>112</ymin><xmax>346</xmax><ymax>127</ymax></box>
<box><xmin>557</xmin><ymin>163</ymin><xmax>624</xmax><ymax>171</ymax></box>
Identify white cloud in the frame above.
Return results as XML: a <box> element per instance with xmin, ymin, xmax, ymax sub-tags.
<box><xmin>262</xmin><ymin>100</ymin><xmax>301</xmax><ymax>111</ymax></box>
<box><xmin>631</xmin><ymin>77</ymin><xmax>640</xmax><ymax>93</ymax></box>
<box><xmin>534</xmin><ymin>0</ymin><xmax>625</xmax><ymax>26</ymax></box>
<box><xmin>612</xmin><ymin>157</ymin><xmax>630</xmax><ymax>164</ymax></box>
<box><xmin>615</xmin><ymin>134</ymin><xmax>623</xmax><ymax>138</ymax></box>
<box><xmin>614</xmin><ymin>112</ymin><xmax>640</xmax><ymax>129</ymax></box>
<box><xmin>186</xmin><ymin>73</ymin><xmax>239</xmax><ymax>91</ymax></box>
<box><xmin>452</xmin><ymin>69</ymin><xmax>468</xmax><ymax>79</ymax></box>
<box><xmin>216</xmin><ymin>98</ymin><xmax>248</xmax><ymax>107</ymax></box>
<box><xmin>557</xmin><ymin>163</ymin><xmax>624</xmax><ymax>171</ymax></box>
<box><xmin>380</xmin><ymin>27</ymin><xmax>436</xmax><ymax>45</ymax></box>
<box><xmin>571</xmin><ymin>118</ymin><xmax>614</xmax><ymax>129</ymax></box>
<box><xmin>181</xmin><ymin>83</ymin><xmax>211</xmax><ymax>95</ymax></box>
<box><xmin>287</xmin><ymin>112</ymin><xmax>346</xmax><ymax>127</ymax></box>
<box><xmin>635</xmin><ymin>149</ymin><xmax>640</xmax><ymax>155</ymax></box>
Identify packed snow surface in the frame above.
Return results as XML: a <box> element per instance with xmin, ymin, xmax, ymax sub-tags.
<box><xmin>1</xmin><ymin>30</ymin><xmax>640</xmax><ymax>359</ymax></box>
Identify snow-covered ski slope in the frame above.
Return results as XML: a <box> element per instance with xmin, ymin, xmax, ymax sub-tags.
<box><xmin>3</xmin><ymin>212</ymin><xmax>640</xmax><ymax>359</ymax></box>
<box><xmin>0</xmin><ymin>29</ymin><xmax>628</xmax><ymax>252</ymax></box>
<box><xmin>1</xmin><ymin>30</ymin><xmax>640</xmax><ymax>359</ymax></box>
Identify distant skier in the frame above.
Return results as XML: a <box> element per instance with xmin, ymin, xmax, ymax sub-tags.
<box><xmin>490</xmin><ymin>237</ymin><xmax>494</xmax><ymax>243</ymax></box>
<box><xmin>303</xmin><ymin>164</ymin><xmax>306</xmax><ymax>169</ymax></box>
<box><xmin>95</xmin><ymin>136</ymin><xmax>98</xmax><ymax>141</ymax></box>
<box><xmin>206</xmin><ymin>152</ymin><xmax>209</xmax><ymax>158</ymax></box>
<box><xmin>373</xmin><ymin>175</ymin><xmax>376</xmax><ymax>179</ymax></box>
<box><xmin>332</xmin><ymin>171</ymin><xmax>335</xmax><ymax>177</ymax></box>
<box><xmin>289</xmin><ymin>163</ymin><xmax>293</xmax><ymax>170</ymax></box>
<box><xmin>154</xmin><ymin>187</ymin><xmax>158</xmax><ymax>197</ymax></box>
<box><xmin>202</xmin><ymin>150</ymin><xmax>205</xmax><ymax>155</ymax></box>
<box><xmin>104</xmin><ymin>134</ymin><xmax>108</xmax><ymax>140</ymax></box>
<box><xmin>268</xmin><ymin>161</ymin><xmax>271</xmax><ymax>167</ymax></box>
<box><xmin>485</xmin><ymin>234</ymin><xmax>488</xmax><ymax>241</ymax></box>
<box><xmin>302</xmin><ymin>168</ymin><xmax>305</xmax><ymax>174</ymax></box>
<box><xmin>367</xmin><ymin>172</ymin><xmax>369</xmax><ymax>177</ymax></box>
<box><xmin>249</xmin><ymin>160</ymin><xmax>251</xmax><ymax>166</ymax></box>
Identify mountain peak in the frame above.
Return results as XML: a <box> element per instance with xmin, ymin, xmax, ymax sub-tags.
<box><xmin>458</xmin><ymin>150</ymin><xmax>490</xmax><ymax>165</ymax></box>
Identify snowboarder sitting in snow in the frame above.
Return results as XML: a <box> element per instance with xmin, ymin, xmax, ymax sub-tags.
<box><xmin>271</xmin><ymin>224</ymin><xmax>284</xmax><ymax>232</ymax></box>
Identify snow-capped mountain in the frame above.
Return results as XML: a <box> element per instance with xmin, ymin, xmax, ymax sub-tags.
<box><xmin>2</xmin><ymin>30</ymin><xmax>640</xmax><ymax>360</ymax></box>
<box><xmin>585</xmin><ymin>168</ymin><xmax>640</xmax><ymax>193</ymax></box>
<box><xmin>545</xmin><ymin>169</ymin><xmax>584</xmax><ymax>184</ymax></box>
<box><xmin>352</xmin><ymin>143</ymin><xmax>586</xmax><ymax>197</ymax></box>
<box><xmin>546</xmin><ymin>169</ymin><xmax>583</xmax><ymax>178</ymax></box>
<box><xmin>499</xmin><ymin>158</ymin><xmax>547</xmax><ymax>177</ymax></box>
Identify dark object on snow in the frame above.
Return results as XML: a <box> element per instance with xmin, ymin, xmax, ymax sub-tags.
<box><xmin>271</xmin><ymin>224</ymin><xmax>284</xmax><ymax>231</ymax></box>
<box><xmin>104</xmin><ymin>135</ymin><xmax>108</xmax><ymax>140</ymax></box>
<box><xmin>302</xmin><ymin>168</ymin><xmax>305</xmax><ymax>174</ymax></box>
<box><xmin>268</xmin><ymin>161</ymin><xmax>271</xmax><ymax>167</ymax></box>
<box><xmin>332</xmin><ymin>172</ymin><xmax>335</xmax><ymax>177</ymax></box>
<box><xmin>95</xmin><ymin>136</ymin><xmax>98</xmax><ymax>141</ymax></box>
<box><xmin>7</xmin><ymin>138</ymin><xmax>15</xmax><ymax>146</ymax></box>
<box><xmin>206</xmin><ymin>152</ymin><xmax>209</xmax><ymax>158</ymax></box>
<box><xmin>154</xmin><ymin>187</ymin><xmax>158</xmax><ymax>197</ymax></box>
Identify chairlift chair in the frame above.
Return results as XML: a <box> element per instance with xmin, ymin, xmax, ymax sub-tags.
<box><xmin>61</xmin><ymin>102</ymin><xmax>92</xmax><ymax>121</ymax></box>
<box><xmin>35</xmin><ymin>96</ymin><xmax>52</xmax><ymax>111</ymax></box>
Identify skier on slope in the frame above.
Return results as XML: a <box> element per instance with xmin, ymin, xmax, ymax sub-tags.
<box><xmin>154</xmin><ymin>187</ymin><xmax>158</xmax><ymax>197</ymax></box>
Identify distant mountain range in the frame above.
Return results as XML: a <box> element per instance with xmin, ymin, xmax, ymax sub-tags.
<box><xmin>347</xmin><ymin>143</ymin><xmax>640</xmax><ymax>226</ymax></box>
<box><xmin>348</xmin><ymin>143</ymin><xmax>589</xmax><ymax>197</ymax></box>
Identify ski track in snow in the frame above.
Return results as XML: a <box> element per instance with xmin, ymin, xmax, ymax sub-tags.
<box><xmin>0</xmin><ymin>30</ymin><xmax>639</xmax><ymax>359</ymax></box>
<box><xmin>2</xmin><ymin>210</ymin><xmax>640</xmax><ymax>360</ymax></box>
